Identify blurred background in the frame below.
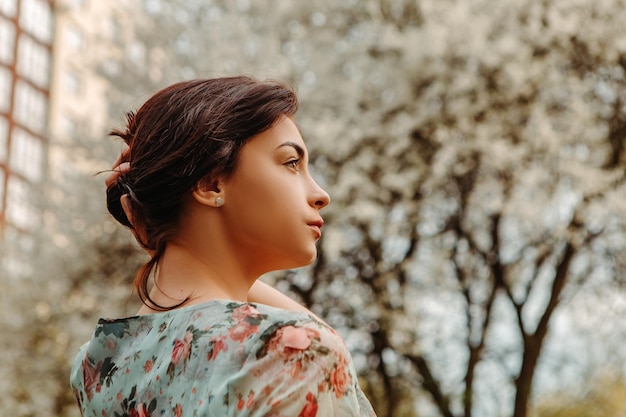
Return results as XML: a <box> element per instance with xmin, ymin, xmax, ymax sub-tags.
<box><xmin>2</xmin><ymin>0</ymin><xmax>626</xmax><ymax>416</ymax></box>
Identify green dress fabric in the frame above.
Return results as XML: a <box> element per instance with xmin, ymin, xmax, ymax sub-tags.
<box><xmin>70</xmin><ymin>300</ymin><xmax>376</xmax><ymax>416</ymax></box>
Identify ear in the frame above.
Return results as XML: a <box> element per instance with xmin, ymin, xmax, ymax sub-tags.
<box><xmin>192</xmin><ymin>177</ymin><xmax>225</xmax><ymax>208</ymax></box>
<box><xmin>120</xmin><ymin>194</ymin><xmax>134</xmax><ymax>226</ymax></box>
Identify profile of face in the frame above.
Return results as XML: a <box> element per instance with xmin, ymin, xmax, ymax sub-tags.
<box><xmin>211</xmin><ymin>116</ymin><xmax>330</xmax><ymax>272</ymax></box>
<box><xmin>107</xmin><ymin>76</ymin><xmax>328</xmax><ymax>307</ymax></box>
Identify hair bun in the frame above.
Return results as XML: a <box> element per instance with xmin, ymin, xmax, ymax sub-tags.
<box><xmin>106</xmin><ymin>181</ymin><xmax>133</xmax><ymax>228</ymax></box>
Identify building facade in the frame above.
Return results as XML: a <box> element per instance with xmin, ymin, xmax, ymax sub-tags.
<box><xmin>0</xmin><ymin>0</ymin><xmax>53</xmax><ymax>273</ymax></box>
<box><xmin>0</xmin><ymin>0</ymin><xmax>136</xmax><ymax>273</ymax></box>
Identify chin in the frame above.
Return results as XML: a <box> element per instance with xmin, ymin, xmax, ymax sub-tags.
<box><xmin>303</xmin><ymin>248</ymin><xmax>319</xmax><ymax>264</ymax></box>
<box><xmin>282</xmin><ymin>250</ymin><xmax>318</xmax><ymax>270</ymax></box>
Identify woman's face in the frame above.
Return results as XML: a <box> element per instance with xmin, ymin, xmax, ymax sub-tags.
<box><xmin>219</xmin><ymin>116</ymin><xmax>330</xmax><ymax>273</ymax></box>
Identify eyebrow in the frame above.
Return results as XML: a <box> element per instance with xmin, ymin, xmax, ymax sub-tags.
<box><xmin>277</xmin><ymin>141</ymin><xmax>305</xmax><ymax>158</ymax></box>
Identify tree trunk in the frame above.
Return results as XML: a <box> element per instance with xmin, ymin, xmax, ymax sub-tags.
<box><xmin>512</xmin><ymin>242</ymin><xmax>575</xmax><ymax>417</ymax></box>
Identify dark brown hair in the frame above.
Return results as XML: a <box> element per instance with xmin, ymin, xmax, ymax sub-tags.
<box><xmin>106</xmin><ymin>76</ymin><xmax>298</xmax><ymax>310</ymax></box>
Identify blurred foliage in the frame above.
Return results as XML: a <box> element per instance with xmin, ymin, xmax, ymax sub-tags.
<box><xmin>4</xmin><ymin>224</ymin><xmax>144</xmax><ymax>416</ymax></box>
<box><xmin>532</xmin><ymin>374</ymin><xmax>626</xmax><ymax>417</ymax></box>
<box><xmin>4</xmin><ymin>0</ymin><xmax>626</xmax><ymax>416</ymax></box>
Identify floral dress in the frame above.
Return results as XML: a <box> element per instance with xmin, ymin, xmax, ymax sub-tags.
<box><xmin>70</xmin><ymin>300</ymin><xmax>377</xmax><ymax>416</ymax></box>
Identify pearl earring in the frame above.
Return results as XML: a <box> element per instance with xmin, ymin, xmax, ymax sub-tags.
<box><xmin>215</xmin><ymin>197</ymin><xmax>224</xmax><ymax>207</ymax></box>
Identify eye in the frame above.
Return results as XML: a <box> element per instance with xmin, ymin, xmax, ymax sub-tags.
<box><xmin>284</xmin><ymin>158</ymin><xmax>301</xmax><ymax>171</ymax></box>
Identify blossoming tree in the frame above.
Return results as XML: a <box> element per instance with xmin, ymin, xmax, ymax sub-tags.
<box><xmin>11</xmin><ymin>0</ymin><xmax>626</xmax><ymax>416</ymax></box>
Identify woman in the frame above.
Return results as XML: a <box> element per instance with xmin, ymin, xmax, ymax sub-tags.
<box><xmin>70</xmin><ymin>76</ymin><xmax>376</xmax><ymax>416</ymax></box>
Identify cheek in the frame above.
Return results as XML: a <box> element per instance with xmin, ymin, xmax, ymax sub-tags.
<box><xmin>233</xmin><ymin>171</ymin><xmax>282</xmax><ymax>208</ymax></box>
<box><xmin>227</xmin><ymin>172</ymin><xmax>295</xmax><ymax>230</ymax></box>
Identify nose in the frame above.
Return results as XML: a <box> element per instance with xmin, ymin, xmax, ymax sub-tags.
<box><xmin>309</xmin><ymin>176</ymin><xmax>330</xmax><ymax>209</ymax></box>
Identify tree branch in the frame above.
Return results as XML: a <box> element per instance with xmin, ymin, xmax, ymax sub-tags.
<box><xmin>406</xmin><ymin>353</ymin><xmax>455</xmax><ymax>417</ymax></box>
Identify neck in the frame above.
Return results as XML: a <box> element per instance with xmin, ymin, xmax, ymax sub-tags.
<box><xmin>144</xmin><ymin>242</ymin><xmax>255</xmax><ymax>311</ymax></box>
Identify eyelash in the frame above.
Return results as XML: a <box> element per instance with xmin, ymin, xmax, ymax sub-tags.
<box><xmin>285</xmin><ymin>158</ymin><xmax>301</xmax><ymax>171</ymax></box>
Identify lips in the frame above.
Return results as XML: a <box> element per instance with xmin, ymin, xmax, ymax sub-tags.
<box><xmin>307</xmin><ymin>219</ymin><xmax>324</xmax><ymax>238</ymax></box>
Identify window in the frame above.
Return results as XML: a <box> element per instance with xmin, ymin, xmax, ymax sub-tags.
<box><xmin>0</xmin><ymin>0</ymin><xmax>17</xmax><ymax>18</ymax></box>
<box><xmin>0</xmin><ymin>167</ymin><xmax>4</xmax><ymax>212</ymax></box>
<box><xmin>60</xmin><ymin>115</ymin><xmax>77</xmax><ymax>138</ymax></box>
<box><xmin>63</xmin><ymin>70</ymin><xmax>81</xmax><ymax>94</ymax></box>
<box><xmin>9</xmin><ymin>127</ymin><xmax>43</xmax><ymax>182</ymax></box>
<box><xmin>0</xmin><ymin>66</ymin><xmax>11</xmax><ymax>112</ymax></box>
<box><xmin>19</xmin><ymin>0</ymin><xmax>51</xmax><ymax>43</ymax></box>
<box><xmin>17</xmin><ymin>34</ymin><xmax>50</xmax><ymax>88</ymax></box>
<box><xmin>13</xmin><ymin>81</ymin><xmax>47</xmax><ymax>134</ymax></box>
<box><xmin>6</xmin><ymin>175</ymin><xmax>39</xmax><ymax>230</ymax></box>
<box><xmin>0</xmin><ymin>115</ymin><xmax>7</xmax><ymax>162</ymax></box>
<box><xmin>66</xmin><ymin>0</ymin><xmax>85</xmax><ymax>9</ymax></box>
<box><xmin>65</xmin><ymin>26</ymin><xmax>84</xmax><ymax>51</ymax></box>
<box><xmin>0</xmin><ymin>17</ymin><xmax>15</xmax><ymax>64</ymax></box>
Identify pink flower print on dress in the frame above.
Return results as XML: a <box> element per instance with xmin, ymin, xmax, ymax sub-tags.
<box><xmin>208</xmin><ymin>335</ymin><xmax>228</xmax><ymax>361</ymax></box>
<box><xmin>298</xmin><ymin>392</ymin><xmax>319</xmax><ymax>417</ymax></box>
<box><xmin>82</xmin><ymin>357</ymin><xmax>101</xmax><ymax>400</ymax></box>
<box><xmin>171</xmin><ymin>331</ymin><xmax>193</xmax><ymax>365</ymax></box>
<box><xmin>236</xmin><ymin>391</ymin><xmax>255</xmax><ymax>411</ymax></box>
<box><xmin>232</xmin><ymin>304</ymin><xmax>262</xmax><ymax>321</ymax></box>
<box><xmin>228</xmin><ymin>304</ymin><xmax>264</xmax><ymax>342</ymax></box>
<box><xmin>267</xmin><ymin>326</ymin><xmax>318</xmax><ymax>359</ymax></box>
<box><xmin>228</xmin><ymin>320</ymin><xmax>259</xmax><ymax>343</ymax></box>
<box><xmin>129</xmin><ymin>403</ymin><xmax>149</xmax><ymax>417</ymax></box>
<box><xmin>329</xmin><ymin>353</ymin><xmax>351</xmax><ymax>398</ymax></box>
<box><xmin>281</xmin><ymin>326</ymin><xmax>313</xmax><ymax>350</ymax></box>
